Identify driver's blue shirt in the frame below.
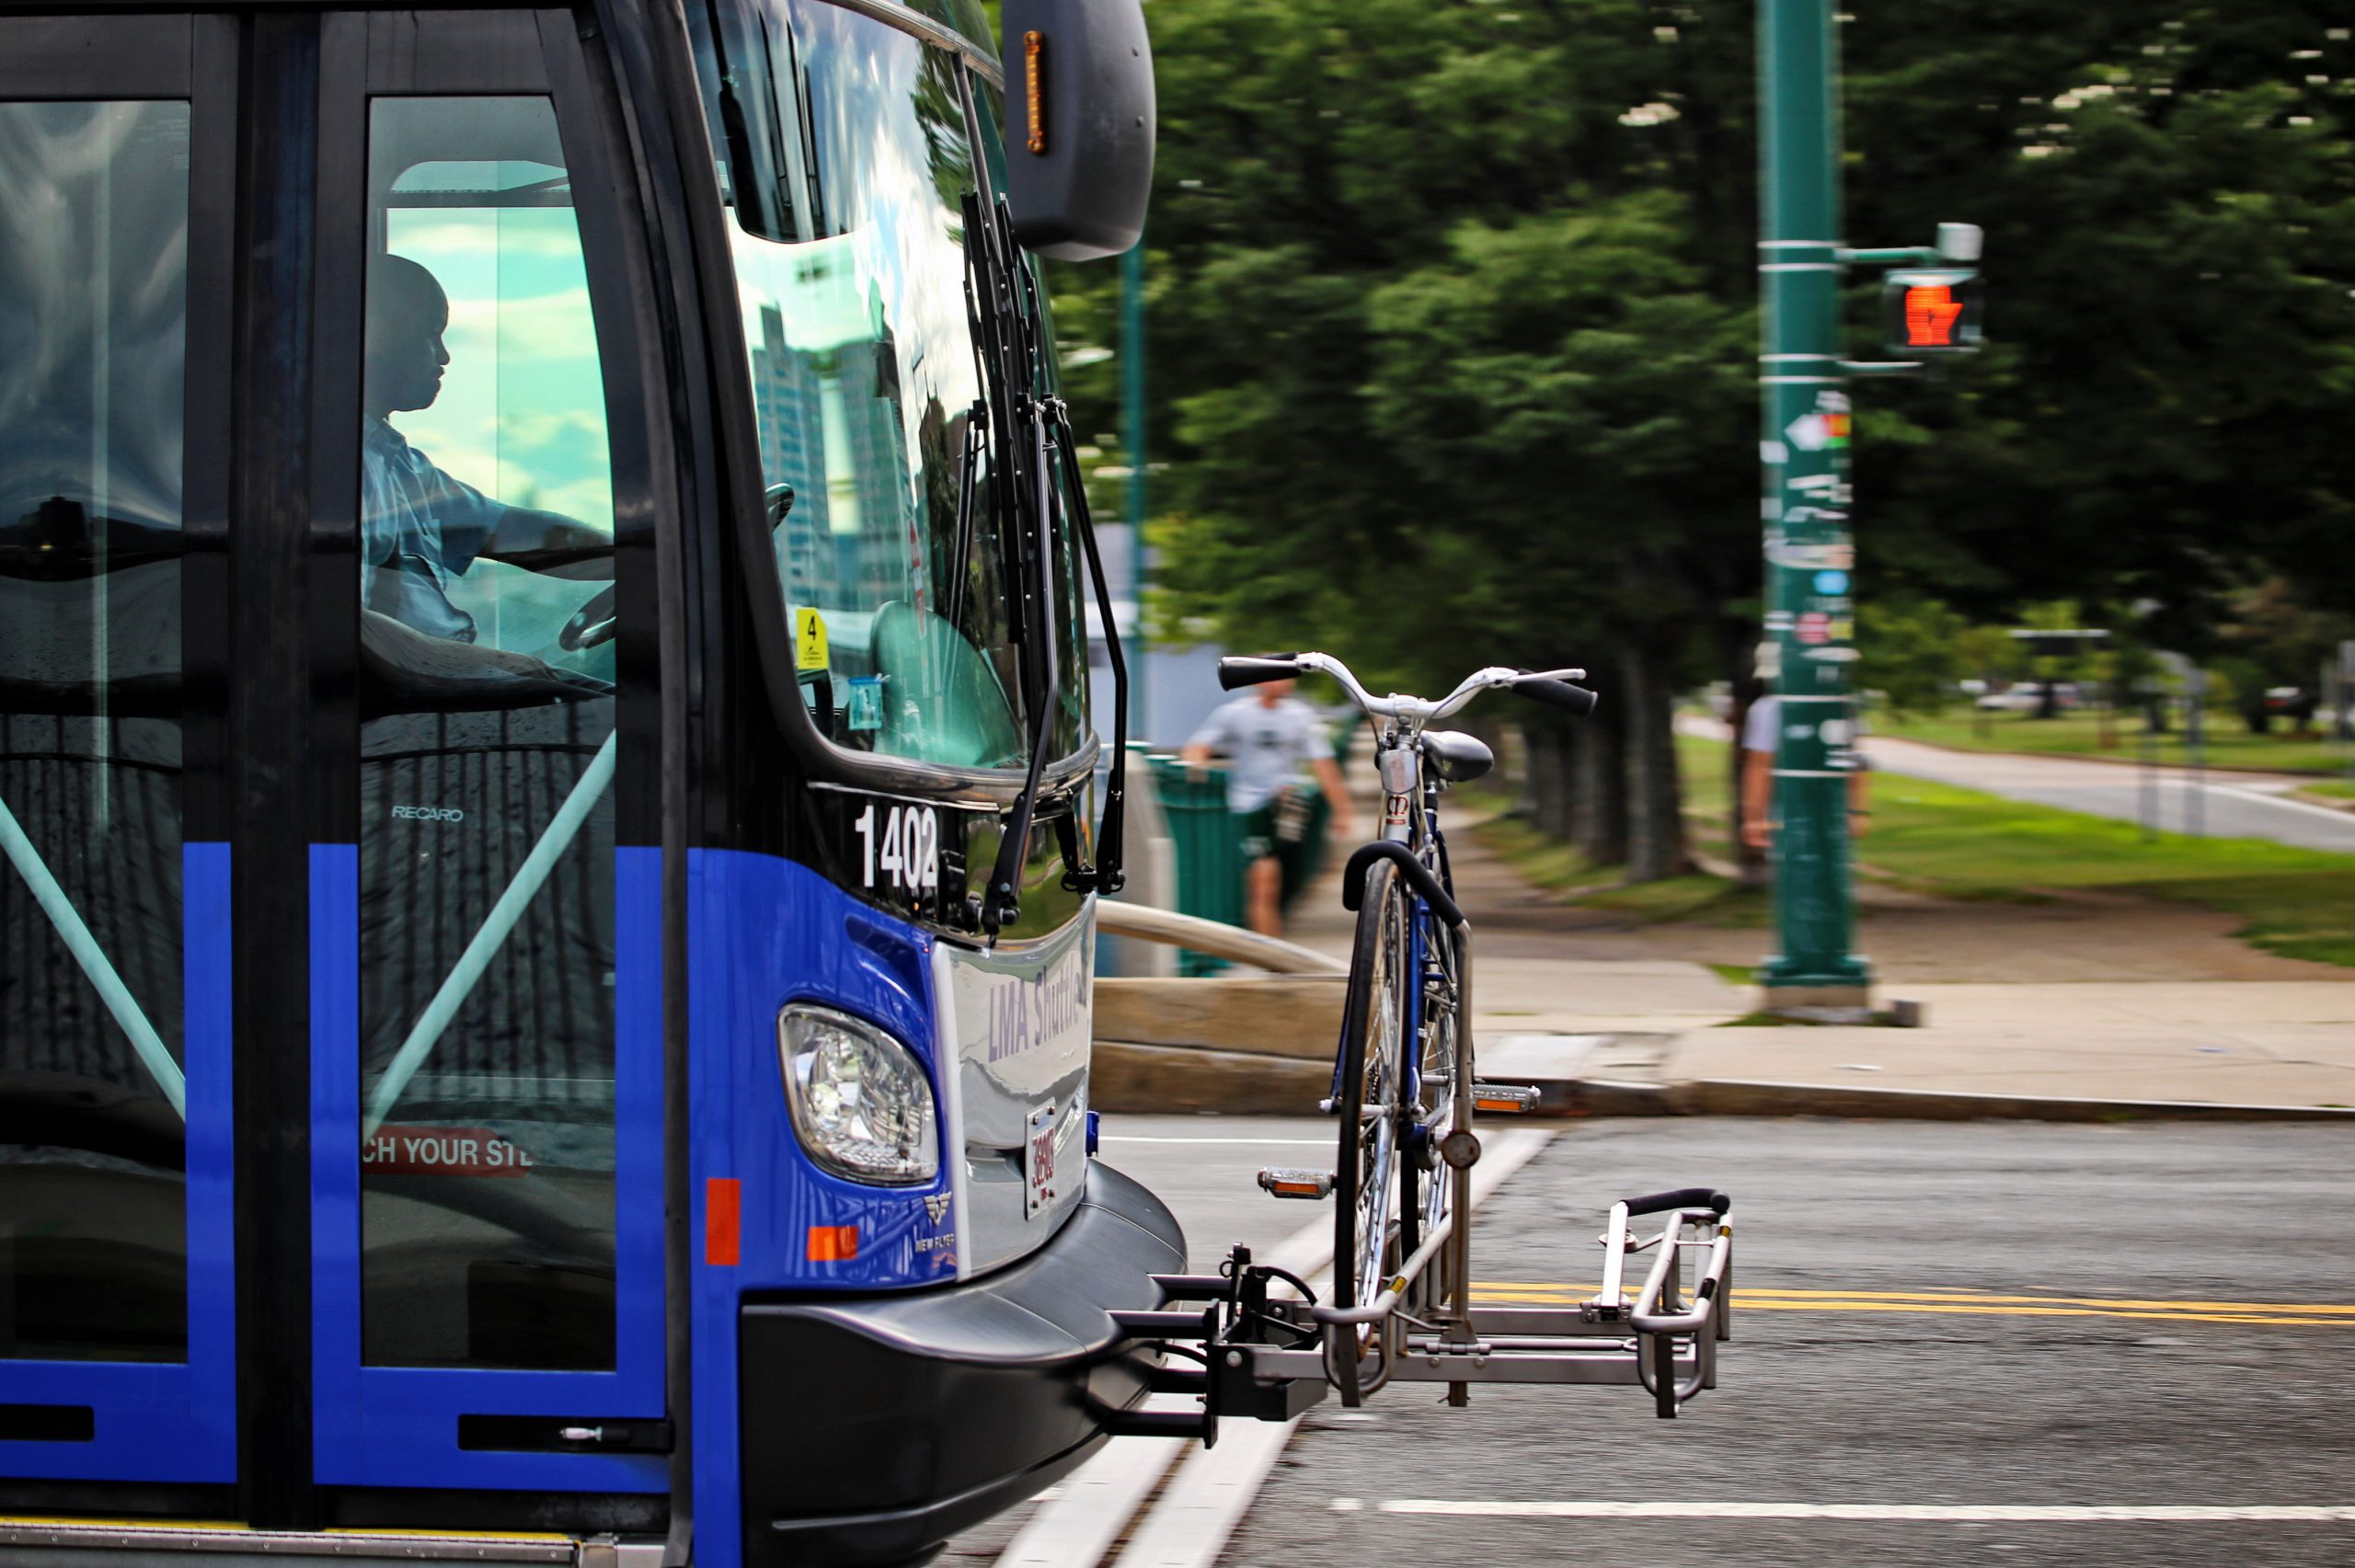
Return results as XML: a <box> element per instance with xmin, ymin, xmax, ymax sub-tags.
<box><xmin>361</xmin><ymin>417</ymin><xmax>504</xmax><ymax>642</ymax></box>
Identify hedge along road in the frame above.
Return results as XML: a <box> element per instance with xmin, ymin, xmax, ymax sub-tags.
<box><xmin>1231</xmin><ymin>1118</ymin><xmax>2355</xmax><ymax>1568</ymax></box>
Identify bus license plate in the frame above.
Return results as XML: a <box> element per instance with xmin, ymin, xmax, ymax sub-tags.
<box><xmin>1025</xmin><ymin>1103</ymin><xmax>1058</xmax><ymax>1219</ymax></box>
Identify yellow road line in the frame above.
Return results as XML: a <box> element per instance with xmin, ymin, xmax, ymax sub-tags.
<box><xmin>1475</xmin><ymin>1283</ymin><xmax>2355</xmax><ymax>1314</ymax></box>
<box><xmin>1469</xmin><ymin>1283</ymin><xmax>2355</xmax><ymax>1327</ymax></box>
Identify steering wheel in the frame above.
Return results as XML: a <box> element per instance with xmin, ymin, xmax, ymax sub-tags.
<box><xmin>559</xmin><ymin>583</ymin><xmax>617</xmax><ymax>651</ymax></box>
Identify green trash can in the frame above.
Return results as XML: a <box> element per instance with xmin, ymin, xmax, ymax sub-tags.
<box><xmin>1143</xmin><ymin>744</ymin><xmax>1345</xmax><ymax>976</ymax></box>
<box><xmin>1143</xmin><ymin>755</ymin><xmax>1243</xmax><ymax>975</ymax></box>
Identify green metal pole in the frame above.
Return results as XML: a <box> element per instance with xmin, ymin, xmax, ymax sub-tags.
<box><xmin>1121</xmin><ymin>234</ymin><xmax>1149</xmax><ymax>741</ymax></box>
<box><xmin>1758</xmin><ymin>0</ymin><xmax>1870</xmax><ymax>1001</ymax></box>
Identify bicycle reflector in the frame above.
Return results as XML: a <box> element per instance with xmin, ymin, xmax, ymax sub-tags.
<box><xmin>1884</xmin><ymin>268</ymin><xmax>1983</xmax><ymax>355</ymax></box>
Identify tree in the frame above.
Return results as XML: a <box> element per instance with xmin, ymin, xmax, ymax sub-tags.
<box><xmin>1056</xmin><ymin>0</ymin><xmax>2355</xmax><ymax>877</ymax></box>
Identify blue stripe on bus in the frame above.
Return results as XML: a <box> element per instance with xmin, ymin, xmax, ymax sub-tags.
<box><xmin>0</xmin><ymin>841</ymin><xmax>235</xmax><ymax>1482</ymax></box>
<box><xmin>308</xmin><ymin>843</ymin><xmax>665</xmax><ymax>1492</ymax></box>
<box><xmin>687</xmin><ymin>848</ymin><xmax>957</xmax><ymax>1568</ymax></box>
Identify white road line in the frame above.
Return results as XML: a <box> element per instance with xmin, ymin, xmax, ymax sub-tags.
<box><xmin>1109</xmin><ymin>1414</ymin><xmax>1304</xmax><ymax>1568</ymax></box>
<box><xmin>2211</xmin><ymin>784</ymin><xmax>2355</xmax><ymax>829</ymax></box>
<box><xmin>994</xmin><ymin>1207</ymin><xmax>1337</xmax><ymax>1568</ymax></box>
<box><xmin>996</xmin><ymin>1398</ymin><xmax>1196</xmax><ymax>1567</ymax></box>
<box><xmin>1099</xmin><ymin>1129</ymin><xmax>1556</xmax><ymax>1568</ymax></box>
<box><xmin>998</xmin><ymin>1128</ymin><xmax>1556</xmax><ymax>1568</ymax></box>
<box><xmin>1363</xmin><ymin>1501</ymin><xmax>2355</xmax><ymax>1523</ymax></box>
<box><xmin>1099</xmin><ymin>1137</ymin><xmax>1333</xmax><ymax>1146</ymax></box>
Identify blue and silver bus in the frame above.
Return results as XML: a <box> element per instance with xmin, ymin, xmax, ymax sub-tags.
<box><xmin>0</xmin><ymin>0</ymin><xmax>1167</xmax><ymax>1560</ymax></box>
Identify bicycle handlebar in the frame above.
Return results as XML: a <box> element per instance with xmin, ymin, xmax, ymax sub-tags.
<box><xmin>1622</xmin><ymin>1187</ymin><xmax>1731</xmax><ymax>1219</ymax></box>
<box><xmin>1215</xmin><ymin>651</ymin><xmax>1596</xmax><ymax>727</ymax></box>
<box><xmin>1216</xmin><ymin>656</ymin><xmax>1302</xmax><ymax>692</ymax></box>
<box><xmin>1511</xmin><ymin>674</ymin><xmax>1601</xmax><ymax>717</ymax></box>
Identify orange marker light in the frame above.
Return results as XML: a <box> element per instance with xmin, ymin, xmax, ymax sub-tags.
<box><xmin>706</xmin><ymin>1178</ymin><xmax>741</xmax><ymax>1266</ymax></box>
<box><xmin>1024</xmin><ymin>30</ymin><xmax>1047</xmax><ymax>155</ymax></box>
<box><xmin>807</xmin><ymin>1224</ymin><xmax>859</xmax><ymax>1262</ymax></box>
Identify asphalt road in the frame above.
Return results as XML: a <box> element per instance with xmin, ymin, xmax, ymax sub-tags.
<box><xmin>1859</xmin><ymin>734</ymin><xmax>2355</xmax><ymax>855</ymax></box>
<box><xmin>1229</xmin><ymin>1117</ymin><xmax>2355</xmax><ymax>1568</ymax></box>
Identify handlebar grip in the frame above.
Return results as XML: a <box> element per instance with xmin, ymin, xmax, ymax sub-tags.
<box><xmin>1512</xmin><ymin>676</ymin><xmax>1600</xmax><ymax>717</ymax></box>
<box><xmin>1218</xmin><ymin>656</ymin><xmax>1301</xmax><ymax>692</ymax></box>
<box><xmin>1621</xmin><ymin>1187</ymin><xmax>1730</xmax><ymax>1219</ymax></box>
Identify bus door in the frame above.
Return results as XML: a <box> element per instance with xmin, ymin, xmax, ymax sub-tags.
<box><xmin>0</xmin><ymin>15</ymin><xmax>238</xmax><ymax>1485</ymax></box>
<box><xmin>0</xmin><ymin>6</ymin><xmax>672</xmax><ymax>1510</ymax></box>
<box><xmin>304</xmin><ymin>9</ymin><xmax>669</xmax><ymax>1496</ymax></box>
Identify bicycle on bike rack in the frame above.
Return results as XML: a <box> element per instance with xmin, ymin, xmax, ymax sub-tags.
<box><xmin>1103</xmin><ymin>653</ymin><xmax>1735</xmax><ymax>1443</ymax></box>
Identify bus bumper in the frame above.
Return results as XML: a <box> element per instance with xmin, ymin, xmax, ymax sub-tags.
<box><xmin>738</xmin><ymin>1160</ymin><xmax>1187</xmax><ymax>1566</ymax></box>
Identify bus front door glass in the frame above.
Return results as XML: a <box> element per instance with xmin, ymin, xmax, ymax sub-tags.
<box><xmin>0</xmin><ymin>74</ymin><xmax>235</xmax><ymax>1481</ymax></box>
<box><xmin>0</xmin><ymin>97</ymin><xmax>193</xmax><ymax>1366</ymax></box>
<box><xmin>353</xmin><ymin>96</ymin><xmax>623</xmax><ymax>1375</ymax></box>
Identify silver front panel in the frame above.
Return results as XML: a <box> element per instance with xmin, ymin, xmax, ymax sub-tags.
<box><xmin>935</xmin><ymin>906</ymin><xmax>1094</xmax><ymax>1275</ymax></box>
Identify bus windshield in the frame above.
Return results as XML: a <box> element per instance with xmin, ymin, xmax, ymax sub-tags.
<box><xmin>692</xmin><ymin>0</ymin><xmax>1087</xmax><ymax>773</ymax></box>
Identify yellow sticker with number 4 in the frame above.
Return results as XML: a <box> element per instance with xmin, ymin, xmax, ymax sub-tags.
<box><xmin>795</xmin><ymin>608</ymin><xmax>829</xmax><ymax>670</ymax></box>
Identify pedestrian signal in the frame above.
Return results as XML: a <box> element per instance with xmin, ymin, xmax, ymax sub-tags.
<box><xmin>1883</xmin><ymin>269</ymin><xmax>1983</xmax><ymax>355</ymax></box>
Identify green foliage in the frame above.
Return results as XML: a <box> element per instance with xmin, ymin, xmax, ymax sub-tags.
<box><xmin>1069</xmin><ymin>0</ymin><xmax>2355</xmax><ymax>679</ymax></box>
<box><xmin>1843</xmin><ymin>4</ymin><xmax>2355</xmax><ymax>634</ymax></box>
<box><xmin>1856</xmin><ymin>595</ymin><xmax>1969</xmax><ymax>716</ymax></box>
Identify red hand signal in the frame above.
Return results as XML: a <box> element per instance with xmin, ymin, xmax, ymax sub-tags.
<box><xmin>1904</xmin><ymin>285</ymin><xmax>1965</xmax><ymax>347</ymax></box>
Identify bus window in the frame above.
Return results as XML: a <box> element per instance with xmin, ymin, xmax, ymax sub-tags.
<box><xmin>354</xmin><ymin>96</ymin><xmax>623</xmax><ymax>1373</ymax></box>
<box><xmin>694</xmin><ymin>0</ymin><xmax>1089</xmax><ymax>773</ymax></box>
<box><xmin>0</xmin><ymin>99</ymin><xmax>192</xmax><ymax>1363</ymax></box>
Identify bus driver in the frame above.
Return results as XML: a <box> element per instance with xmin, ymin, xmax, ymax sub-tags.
<box><xmin>362</xmin><ymin>254</ymin><xmax>609</xmax><ymax>645</ymax></box>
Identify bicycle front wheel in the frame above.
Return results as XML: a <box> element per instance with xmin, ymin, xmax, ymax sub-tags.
<box><xmin>1333</xmin><ymin>857</ymin><xmax>1410</xmax><ymax>1324</ymax></box>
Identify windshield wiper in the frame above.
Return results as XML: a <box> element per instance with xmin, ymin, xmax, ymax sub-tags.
<box><xmin>959</xmin><ymin>190</ymin><xmax>1126</xmax><ymax>935</ymax></box>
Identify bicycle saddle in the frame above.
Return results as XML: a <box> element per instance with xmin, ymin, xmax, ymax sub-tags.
<box><xmin>1419</xmin><ymin>729</ymin><xmax>1494</xmax><ymax>784</ymax></box>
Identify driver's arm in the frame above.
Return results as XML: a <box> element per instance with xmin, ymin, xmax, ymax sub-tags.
<box><xmin>477</xmin><ymin>507</ymin><xmax>613</xmax><ymax>578</ymax></box>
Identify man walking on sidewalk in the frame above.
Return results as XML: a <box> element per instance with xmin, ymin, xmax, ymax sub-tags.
<box><xmin>1183</xmin><ymin>678</ymin><xmax>1356</xmax><ymax>938</ymax></box>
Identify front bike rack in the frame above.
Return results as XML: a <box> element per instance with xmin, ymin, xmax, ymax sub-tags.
<box><xmin>1102</xmin><ymin>1188</ymin><xmax>1734</xmax><ymax>1446</ymax></box>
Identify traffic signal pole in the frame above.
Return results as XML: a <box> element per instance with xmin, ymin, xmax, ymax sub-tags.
<box><xmin>1757</xmin><ymin>0</ymin><xmax>1870</xmax><ymax>1003</ymax></box>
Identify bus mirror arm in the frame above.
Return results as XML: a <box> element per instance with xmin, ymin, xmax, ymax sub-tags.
<box><xmin>1054</xmin><ymin>396</ymin><xmax>1127</xmax><ymax>899</ymax></box>
<box><xmin>968</xmin><ymin>192</ymin><xmax>1126</xmax><ymax>932</ymax></box>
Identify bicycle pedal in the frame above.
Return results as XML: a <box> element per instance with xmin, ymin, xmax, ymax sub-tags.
<box><xmin>1257</xmin><ymin>1167</ymin><xmax>1335</xmax><ymax>1200</ymax></box>
<box><xmin>1471</xmin><ymin>1082</ymin><xmax>1542</xmax><ymax>1114</ymax></box>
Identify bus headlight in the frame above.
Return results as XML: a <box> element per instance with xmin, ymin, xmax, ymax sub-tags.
<box><xmin>777</xmin><ymin>1005</ymin><xmax>939</xmax><ymax>1185</ymax></box>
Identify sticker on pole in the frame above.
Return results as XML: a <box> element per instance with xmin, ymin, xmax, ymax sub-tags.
<box><xmin>1785</xmin><ymin>408</ymin><xmax>1852</xmax><ymax>452</ymax></box>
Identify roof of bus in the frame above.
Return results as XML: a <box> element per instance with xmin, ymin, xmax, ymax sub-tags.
<box><xmin>0</xmin><ymin>0</ymin><xmax>1001</xmax><ymax>65</ymax></box>
<box><xmin>893</xmin><ymin>0</ymin><xmax>996</xmax><ymax>63</ymax></box>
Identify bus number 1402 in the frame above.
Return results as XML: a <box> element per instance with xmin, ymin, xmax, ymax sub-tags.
<box><xmin>854</xmin><ymin>803</ymin><xmax>940</xmax><ymax>894</ymax></box>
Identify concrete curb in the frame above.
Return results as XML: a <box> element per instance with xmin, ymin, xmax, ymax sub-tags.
<box><xmin>1536</xmin><ymin>1075</ymin><xmax>2355</xmax><ymax>1123</ymax></box>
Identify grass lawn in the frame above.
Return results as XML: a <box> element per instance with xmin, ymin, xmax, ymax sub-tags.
<box><xmin>1471</xmin><ymin>738</ymin><xmax>2355</xmax><ymax>967</ymax></box>
<box><xmin>1692</xmin><ymin>735</ymin><xmax>2355</xmax><ymax>967</ymax></box>
<box><xmin>1867</xmin><ymin>708</ymin><xmax>2349</xmax><ymax>776</ymax></box>
<box><xmin>2302</xmin><ymin>780</ymin><xmax>2355</xmax><ymax>802</ymax></box>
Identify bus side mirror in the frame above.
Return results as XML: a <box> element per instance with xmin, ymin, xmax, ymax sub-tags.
<box><xmin>1000</xmin><ymin>0</ymin><xmax>1155</xmax><ymax>261</ymax></box>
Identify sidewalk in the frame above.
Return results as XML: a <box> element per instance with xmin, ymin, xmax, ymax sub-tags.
<box><xmin>1275</xmin><ymin>771</ymin><xmax>2355</xmax><ymax>1120</ymax></box>
<box><xmin>1485</xmin><ymin>982</ymin><xmax>2355</xmax><ymax>1121</ymax></box>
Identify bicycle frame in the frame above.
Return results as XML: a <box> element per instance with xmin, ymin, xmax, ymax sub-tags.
<box><xmin>1122</xmin><ymin>649</ymin><xmax>1733</xmax><ymax>1436</ymax></box>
